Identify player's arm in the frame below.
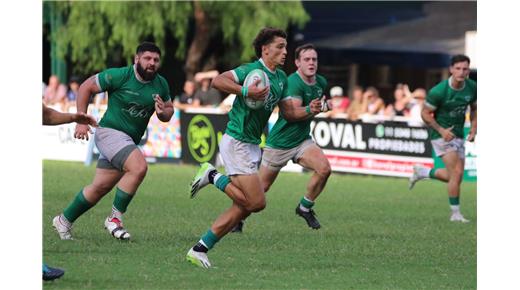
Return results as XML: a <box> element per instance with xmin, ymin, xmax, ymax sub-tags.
<box><xmin>467</xmin><ymin>102</ymin><xmax>477</xmax><ymax>142</ymax></box>
<box><xmin>279</xmin><ymin>97</ymin><xmax>322</xmax><ymax>121</ymax></box>
<box><xmin>212</xmin><ymin>71</ymin><xmax>268</xmax><ymax>100</ymax></box>
<box><xmin>43</xmin><ymin>103</ymin><xmax>98</xmax><ymax>126</ymax></box>
<box><xmin>77</xmin><ymin>75</ymin><xmax>102</xmax><ymax>114</ymax></box>
<box><xmin>74</xmin><ymin>75</ymin><xmax>103</xmax><ymax>140</ymax></box>
<box><xmin>421</xmin><ymin>105</ymin><xmax>455</xmax><ymax>141</ymax></box>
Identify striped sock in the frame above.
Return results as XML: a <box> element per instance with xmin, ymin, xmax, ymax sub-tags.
<box><xmin>195</xmin><ymin>229</ymin><xmax>220</xmax><ymax>252</ymax></box>
<box><xmin>214</xmin><ymin>174</ymin><xmax>231</xmax><ymax>192</ymax></box>
<box><xmin>449</xmin><ymin>196</ymin><xmax>460</xmax><ymax>212</ymax></box>
<box><xmin>112</xmin><ymin>187</ymin><xmax>134</xmax><ymax>214</ymax></box>
<box><xmin>299</xmin><ymin>196</ymin><xmax>315</xmax><ymax>212</ymax></box>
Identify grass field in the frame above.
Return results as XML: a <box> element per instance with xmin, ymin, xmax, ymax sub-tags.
<box><xmin>43</xmin><ymin>160</ymin><xmax>476</xmax><ymax>289</ymax></box>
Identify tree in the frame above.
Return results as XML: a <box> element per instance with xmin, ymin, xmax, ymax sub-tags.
<box><xmin>47</xmin><ymin>1</ymin><xmax>309</xmax><ymax>79</ymax></box>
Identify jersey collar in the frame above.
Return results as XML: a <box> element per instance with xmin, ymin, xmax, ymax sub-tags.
<box><xmin>259</xmin><ymin>58</ymin><xmax>276</xmax><ymax>74</ymax></box>
<box><xmin>296</xmin><ymin>70</ymin><xmax>316</xmax><ymax>85</ymax></box>
<box><xmin>448</xmin><ymin>76</ymin><xmax>465</xmax><ymax>91</ymax></box>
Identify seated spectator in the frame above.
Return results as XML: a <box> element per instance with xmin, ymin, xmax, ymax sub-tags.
<box><xmin>408</xmin><ymin>88</ymin><xmax>426</xmax><ymax>126</ymax></box>
<box><xmin>194</xmin><ymin>70</ymin><xmax>222</xmax><ymax>107</ymax></box>
<box><xmin>346</xmin><ymin>85</ymin><xmax>367</xmax><ymax>121</ymax></box>
<box><xmin>43</xmin><ymin>75</ymin><xmax>67</xmax><ymax>109</ymax></box>
<box><xmin>65</xmin><ymin>76</ymin><xmax>81</xmax><ymax>112</ymax></box>
<box><xmin>385</xmin><ymin>83</ymin><xmax>412</xmax><ymax>117</ymax></box>
<box><xmin>365</xmin><ymin>86</ymin><xmax>385</xmax><ymax>116</ymax></box>
<box><xmin>324</xmin><ymin>86</ymin><xmax>349</xmax><ymax>118</ymax></box>
<box><xmin>174</xmin><ymin>80</ymin><xmax>199</xmax><ymax>111</ymax></box>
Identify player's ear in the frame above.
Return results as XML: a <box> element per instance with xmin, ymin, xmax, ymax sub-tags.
<box><xmin>262</xmin><ymin>44</ymin><xmax>269</xmax><ymax>57</ymax></box>
<box><xmin>134</xmin><ymin>54</ymin><xmax>139</xmax><ymax>64</ymax></box>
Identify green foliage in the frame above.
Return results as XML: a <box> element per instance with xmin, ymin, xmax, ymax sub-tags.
<box><xmin>43</xmin><ymin>161</ymin><xmax>476</xmax><ymax>289</ymax></box>
<box><xmin>202</xmin><ymin>1</ymin><xmax>310</xmax><ymax>61</ymax></box>
<box><xmin>51</xmin><ymin>1</ymin><xmax>192</xmax><ymax>74</ymax></box>
<box><xmin>46</xmin><ymin>1</ymin><xmax>309</xmax><ymax>75</ymax></box>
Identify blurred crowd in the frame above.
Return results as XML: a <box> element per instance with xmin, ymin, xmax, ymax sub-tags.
<box><xmin>42</xmin><ymin>75</ymin><xmax>107</xmax><ymax>112</ymax></box>
<box><xmin>321</xmin><ymin>83</ymin><xmax>427</xmax><ymax>126</ymax></box>
<box><xmin>173</xmin><ymin>70</ymin><xmax>427</xmax><ymax>126</ymax></box>
<box><xmin>42</xmin><ymin>72</ymin><xmax>426</xmax><ymax>126</ymax></box>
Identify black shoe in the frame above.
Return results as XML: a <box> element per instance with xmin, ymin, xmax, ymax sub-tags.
<box><xmin>231</xmin><ymin>220</ymin><xmax>244</xmax><ymax>233</ymax></box>
<box><xmin>43</xmin><ymin>264</ymin><xmax>65</xmax><ymax>281</ymax></box>
<box><xmin>295</xmin><ymin>206</ymin><xmax>321</xmax><ymax>229</ymax></box>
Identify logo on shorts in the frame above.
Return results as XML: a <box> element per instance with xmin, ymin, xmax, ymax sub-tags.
<box><xmin>187</xmin><ymin>115</ymin><xmax>216</xmax><ymax>163</ymax></box>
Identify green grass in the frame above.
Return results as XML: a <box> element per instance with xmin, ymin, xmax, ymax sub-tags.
<box><xmin>43</xmin><ymin>160</ymin><xmax>476</xmax><ymax>289</ymax></box>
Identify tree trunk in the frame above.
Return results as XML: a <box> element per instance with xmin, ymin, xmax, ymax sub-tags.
<box><xmin>184</xmin><ymin>1</ymin><xmax>212</xmax><ymax>80</ymax></box>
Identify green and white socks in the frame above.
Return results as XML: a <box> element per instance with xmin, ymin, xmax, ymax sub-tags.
<box><xmin>208</xmin><ymin>170</ymin><xmax>231</xmax><ymax>192</ymax></box>
<box><xmin>61</xmin><ymin>187</ymin><xmax>135</xmax><ymax>225</ymax></box>
<box><xmin>194</xmin><ymin>230</ymin><xmax>220</xmax><ymax>253</ymax></box>
<box><xmin>110</xmin><ymin>187</ymin><xmax>134</xmax><ymax>219</ymax></box>
<box><xmin>415</xmin><ymin>167</ymin><xmax>434</xmax><ymax>179</ymax></box>
<box><xmin>299</xmin><ymin>196</ymin><xmax>315</xmax><ymax>212</ymax></box>
<box><xmin>449</xmin><ymin>196</ymin><xmax>461</xmax><ymax>213</ymax></box>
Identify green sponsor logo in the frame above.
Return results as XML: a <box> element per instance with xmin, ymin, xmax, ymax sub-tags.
<box><xmin>375</xmin><ymin>124</ymin><xmax>385</xmax><ymax>138</ymax></box>
<box><xmin>187</xmin><ymin>115</ymin><xmax>216</xmax><ymax>163</ymax></box>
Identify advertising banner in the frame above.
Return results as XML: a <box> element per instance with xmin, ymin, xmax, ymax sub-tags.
<box><xmin>180</xmin><ymin>111</ymin><xmax>228</xmax><ymax>165</ymax></box>
<box><xmin>42</xmin><ymin>122</ymin><xmax>91</xmax><ymax>161</ymax></box>
<box><xmin>310</xmin><ymin>118</ymin><xmax>434</xmax><ymax>177</ymax></box>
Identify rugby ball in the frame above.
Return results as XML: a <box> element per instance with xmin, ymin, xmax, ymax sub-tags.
<box><xmin>243</xmin><ymin>69</ymin><xmax>270</xmax><ymax>110</ymax></box>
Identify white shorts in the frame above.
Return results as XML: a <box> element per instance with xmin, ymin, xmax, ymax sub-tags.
<box><xmin>261</xmin><ymin>139</ymin><xmax>315</xmax><ymax>171</ymax></box>
<box><xmin>219</xmin><ymin>134</ymin><xmax>261</xmax><ymax>176</ymax></box>
<box><xmin>431</xmin><ymin>138</ymin><xmax>465</xmax><ymax>159</ymax></box>
<box><xmin>95</xmin><ymin>127</ymin><xmax>138</xmax><ymax>171</ymax></box>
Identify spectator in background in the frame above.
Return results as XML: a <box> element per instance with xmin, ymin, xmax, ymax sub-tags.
<box><xmin>385</xmin><ymin>83</ymin><xmax>412</xmax><ymax>117</ymax></box>
<box><xmin>324</xmin><ymin>86</ymin><xmax>349</xmax><ymax>118</ymax></box>
<box><xmin>65</xmin><ymin>76</ymin><xmax>81</xmax><ymax>112</ymax></box>
<box><xmin>174</xmin><ymin>80</ymin><xmax>199</xmax><ymax>111</ymax></box>
<box><xmin>365</xmin><ymin>86</ymin><xmax>385</xmax><ymax>116</ymax></box>
<box><xmin>43</xmin><ymin>75</ymin><xmax>67</xmax><ymax>109</ymax></box>
<box><xmin>407</xmin><ymin>88</ymin><xmax>426</xmax><ymax>126</ymax></box>
<box><xmin>194</xmin><ymin>70</ymin><xmax>222</xmax><ymax>107</ymax></box>
<box><xmin>346</xmin><ymin>85</ymin><xmax>367</xmax><ymax>121</ymax></box>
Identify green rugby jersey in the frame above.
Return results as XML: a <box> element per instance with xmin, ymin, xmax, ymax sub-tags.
<box><xmin>426</xmin><ymin>77</ymin><xmax>477</xmax><ymax>139</ymax></box>
<box><xmin>97</xmin><ymin>65</ymin><xmax>171</xmax><ymax>144</ymax></box>
<box><xmin>227</xmin><ymin>59</ymin><xmax>287</xmax><ymax>144</ymax></box>
<box><xmin>267</xmin><ymin>72</ymin><xmax>327</xmax><ymax>149</ymax></box>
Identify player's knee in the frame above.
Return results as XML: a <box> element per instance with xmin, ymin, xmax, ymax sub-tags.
<box><xmin>130</xmin><ymin>163</ymin><xmax>148</xmax><ymax>181</ymax></box>
<box><xmin>449</xmin><ymin>171</ymin><xmax>463</xmax><ymax>183</ymax></box>
<box><xmin>89</xmin><ymin>183</ymin><xmax>113</xmax><ymax>196</ymax></box>
<box><xmin>247</xmin><ymin>198</ymin><xmax>266</xmax><ymax>213</ymax></box>
<box><xmin>316</xmin><ymin>163</ymin><xmax>332</xmax><ymax>179</ymax></box>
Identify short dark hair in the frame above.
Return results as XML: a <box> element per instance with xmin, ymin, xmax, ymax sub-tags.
<box><xmin>136</xmin><ymin>42</ymin><xmax>161</xmax><ymax>55</ymax></box>
<box><xmin>451</xmin><ymin>54</ymin><xmax>470</xmax><ymax>66</ymax></box>
<box><xmin>253</xmin><ymin>27</ymin><xmax>287</xmax><ymax>58</ymax></box>
<box><xmin>295</xmin><ymin>43</ymin><xmax>316</xmax><ymax>60</ymax></box>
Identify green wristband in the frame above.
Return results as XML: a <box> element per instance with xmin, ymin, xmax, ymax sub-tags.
<box><xmin>305</xmin><ymin>105</ymin><xmax>311</xmax><ymax>114</ymax></box>
<box><xmin>241</xmin><ymin>86</ymin><xmax>248</xmax><ymax>97</ymax></box>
